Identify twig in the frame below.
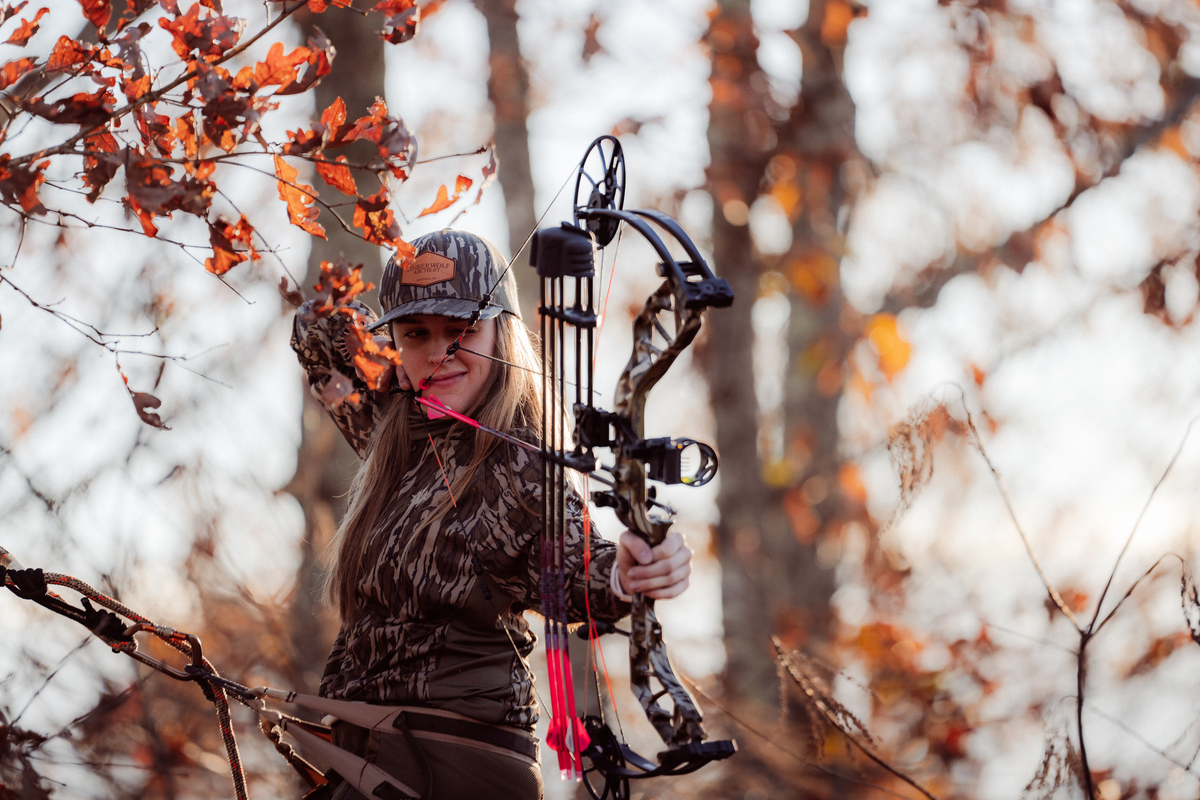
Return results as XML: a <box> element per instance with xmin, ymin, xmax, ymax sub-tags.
<box><xmin>952</xmin><ymin>389</ymin><xmax>1082</xmax><ymax>631</ymax></box>
<box><xmin>979</xmin><ymin>620</ymin><xmax>1077</xmax><ymax>656</ymax></box>
<box><xmin>414</xmin><ymin>145</ymin><xmax>489</xmax><ymax>164</ymax></box>
<box><xmin>1091</xmin><ymin>417</ymin><xmax>1199</xmax><ymax>629</ymax></box>
<box><xmin>1077</xmin><ymin>632</ymin><xmax>1095</xmax><ymax>800</ymax></box>
<box><xmin>1094</xmin><ymin>555</ymin><xmax>1178</xmax><ymax>635</ymax></box>
<box><xmin>1086</xmin><ymin>702</ymin><xmax>1197</xmax><ymax>775</ymax></box>
<box><xmin>773</xmin><ymin>638</ymin><xmax>941</xmax><ymax>800</ymax></box>
<box><xmin>10</xmin><ymin>636</ymin><xmax>92</xmax><ymax>726</ymax></box>
<box><xmin>10</xmin><ymin>0</ymin><xmax>312</xmax><ymax>168</ymax></box>
<box><xmin>0</xmin><ymin>272</ymin><xmax>231</xmax><ymax>385</ymax></box>
<box><xmin>680</xmin><ymin>673</ymin><xmax>923</xmax><ymax>800</ymax></box>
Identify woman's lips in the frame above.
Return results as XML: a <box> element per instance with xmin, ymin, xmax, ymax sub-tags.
<box><xmin>425</xmin><ymin>372</ymin><xmax>465</xmax><ymax>388</ymax></box>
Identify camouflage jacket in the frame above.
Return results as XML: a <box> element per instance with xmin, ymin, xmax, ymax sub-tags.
<box><xmin>291</xmin><ymin>305</ymin><xmax>629</xmax><ymax>729</ymax></box>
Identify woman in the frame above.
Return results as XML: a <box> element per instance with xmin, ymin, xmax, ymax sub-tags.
<box><xmin>291</xmin><ymin>229</ymin><xmax>693</xmax><ymax>800</ymax></box>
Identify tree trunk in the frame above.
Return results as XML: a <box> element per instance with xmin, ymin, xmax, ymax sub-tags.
<box><xmin>298</xmin><ymin>6</ymin><xmax>391</xmax><ymax>297</ymax></box>
<box><xmin>706</xmin><ymin>0</ymin><xmax>860</xmax><ymax>706</ymax></box>
<box><xmin>287</xmin><ymin>7</ymin><xmax>390</xmax><ymax>689</ymax></box>
<box><xmin>705</xmin><ymin>0</ymin><xmax>780</xmax><ymax>704</ymax></box>
<box><xmin>474</xmin><ymin>0</ymin><xmax>539</xmax><ymax>319</ymax></box>
<box><xmin>773</xmin><ymin>0</ymin><xmax>861</xmax><ymax>656</ymax></box>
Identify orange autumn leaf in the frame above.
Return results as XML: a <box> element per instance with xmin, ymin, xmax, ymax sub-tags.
<box><xmin>393</xmin><ymin>236</ymin><xmax>415</xmax><ymax>264</ymax></box>
<box><xmin>77</xmin><ymin>0</ymin><xmax>110</xmax><ymax>32</ymax></box>
<box><xmin>343</xmin><ymin>98</ymin><xmax>415</xmax><ymax>178</ymax></box>
<box><xmin>1</xmin><ymin>1</ymin><xmax>29</xmax><ymax>25</ymax></box>
<box><xmin>5</xmin><ymin>7</ymin><xmax>47</xmax><ymax>45</ymax></box>
<box><xmin>275</xmin><ymin>28</ymin><xmax>333</xmax><ymax>97</ymax></box>
<box><xmin>820</xmin><ymin>0</ymin><xmax>853</xmax><ymax>46</ymax></box>
<box><xmin>473</xmin><ymin>149</ymin><xmax>496</xmax><ymax>204</ymax></box>
<box><xmin>305</xmin><ymin>0</ymin><xmax>350</xmax><ymax>12</ymax></box>
<box><xmin>0</xmin><ymin>154</ymin><xmax>48</xmax><ymax>215</ymax></box>
<box><xmin>373</xmin><ymin>0</ymin><xmax>417</xmax><ymax>44</ymax></box>
<box><xmin>865</xmin><ymin>313</ymin><xmax>910</xmax><ymax>379</ymax></box>
<box><xmin>157</xmin><ymin>4</ymin><xmax>242</xmax><ymax>60</ymax></box>
<box><xmin>418</xmin><ymin>185</ymin><xmax>450</xmax><ymax>216</ymax></box>
<box><xmin>206</xmin><ymin>242</ymin><xmax>245</xmax><ymax>275</ymax></box>
<box><xmin>354</xmin><ymin>188</ymin><xmax>402</xmax><ymax>248</ymax></box>
<box><xmin>299</xmin><ymin>259</ymin><xmax>371</xmax><ymax>328</ymax></box>
<box><xmin>418</xmin><ymin>175</ymin><xmax>473</xmax><ymax>217</ymax></box>
<box><xmin>24</xmin><ymin>87</ymin><xmax>116</xmax><ymax>127</ymax></box>
<box><xmin>343</xmin><ymin>323</ymin><xmax>400</xmax><ymax>391</ymax></box>
<box><xmin>232</xmin><ymin>40</ymin><xmax>311</xmax><ymax>91</ymax></box>
<box><xmin>190</xmin><ymin>159</ymin><xmax>216</xmax><ymax>180</ymax></box>
<box><xmin>175</xmin><ymin>114</ymin><xmax>198</xmax><ymax>158</ymax></box>
<box><xmin>311</xmin><ymin>256</ymin><xmax>370</xmax><ymax>313</ymax></box>
<box><xmin>0</xmin><ymin>56</ymin><xmax>37</xmax><ymax>89</ymax></box>
<box><xmin>321</xmin><ymin>95</ymin><xmax>346</xmax><ymax>131</ymax></box>
<box><xmin>273</xmin><ymin>154</ymin><xmax>325</xmax><ymax>238</ymax></box>
<box><xmin>46</xmin><ymin>35</ymin><xmax>96</xmax><ymax>72</ymax></box>
<box><xmin>82</xmin><ymin>130</ymin><xmax>119</xmax><ymax>201</ymax></box>
<box><xmin>315</xmin><ymin>155</ymin><xmax>358</xmax><ymax>197</ymax></box>
<box><xmin>205</xmin><ymin>215</ymin><xmax>255</xmax><ymax>275</ymax></box>
<box><xmin>122</xmin><ymin>72</ymin><xmax>150</xmax><ymax>99</ymax></box>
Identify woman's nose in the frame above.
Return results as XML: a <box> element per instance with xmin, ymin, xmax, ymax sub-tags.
<box><xmin>428</xmin><ymin>336</ymin><xmax>456</xmax><ymax>362</ymax></box>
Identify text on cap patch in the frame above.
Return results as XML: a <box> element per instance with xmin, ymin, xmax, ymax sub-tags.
<box><xmin>402</xmin><ymin>252</ymin><xmax>456</xmax><ymax>287</ymax></box>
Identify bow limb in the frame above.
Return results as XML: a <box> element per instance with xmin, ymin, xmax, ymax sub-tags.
<box><xmin>609</xmin><ymin>281</ymin><xmax>704</xmax><ymax>545</ymax></box>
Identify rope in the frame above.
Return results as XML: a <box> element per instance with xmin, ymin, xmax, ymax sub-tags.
<box><xmin>6</xmin><ymin>570</ymin><xmax>252</xmax><ymax>800</ymax></box>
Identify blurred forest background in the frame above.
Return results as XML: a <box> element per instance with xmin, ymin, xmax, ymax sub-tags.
<box><xmin>6</xmin><ymin>0</ymin><xmax>1200</xmax><ymax>798</ymax></box>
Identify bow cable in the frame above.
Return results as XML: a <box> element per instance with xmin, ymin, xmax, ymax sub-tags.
<box><xmin>411</xmin><ymin>161</ymin><xmax>580</xmax><ymax>398</ymax></box>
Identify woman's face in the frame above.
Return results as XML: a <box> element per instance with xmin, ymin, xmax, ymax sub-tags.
<box><xmin>390</xmin><ymin>314</ymin><xmax>497</xmax><ymax>414</ymax></box>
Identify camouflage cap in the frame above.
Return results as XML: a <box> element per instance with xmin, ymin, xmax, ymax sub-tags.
<box><xmin>368</xmin><ymin>230</ymin><xmax>520</xmax><ymax>331</ymax></box>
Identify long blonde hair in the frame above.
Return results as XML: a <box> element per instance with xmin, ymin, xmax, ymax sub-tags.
<box><xmin>324</xmin><ymin>311</ymin><xmax>543</xmax><ymax>620</ymax></box>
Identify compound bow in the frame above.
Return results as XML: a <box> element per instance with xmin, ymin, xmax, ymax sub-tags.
<box><xmin>530</xmin><ymin>135</ymin><xmax>737</xmax><ymax>799</ymax></box>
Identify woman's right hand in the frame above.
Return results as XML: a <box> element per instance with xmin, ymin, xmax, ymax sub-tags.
<box><xmin>393</xmin><ymin>361</ymin><xmax>413</xmax><ymax>392</ymax></box>
<box><xmin>373</xmin><ymin>335</ymin><xmax>412</xmax><ymax>392</ymax></box>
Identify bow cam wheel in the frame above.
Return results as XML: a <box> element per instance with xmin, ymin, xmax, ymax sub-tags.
<box><xmin>574</xmin><ymin>135</ymin><xmax>626</xmax><ymax>246</ymax></box>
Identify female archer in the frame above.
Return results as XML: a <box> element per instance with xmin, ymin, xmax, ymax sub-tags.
<box><xmin>291</xmin><ymin>229</ymin><xmax>693</xmax><ymax>800</ymax></box>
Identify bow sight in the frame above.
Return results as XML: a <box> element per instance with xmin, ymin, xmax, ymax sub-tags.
<box><xmin>530</xmin><ymin>135</ymin><xmax>737</xmax><ymax>799</ymax></box>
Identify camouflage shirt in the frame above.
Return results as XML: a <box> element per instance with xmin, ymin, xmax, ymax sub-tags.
<box><xmin>292</xmin><ymin>305</ymin><xmax>629</xmax><ymax>729</ymax></box>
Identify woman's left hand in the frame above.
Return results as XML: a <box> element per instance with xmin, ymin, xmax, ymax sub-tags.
<box><xmin>616</xmin><ymin>530</ymin><xmax>692</xmax><ymax>600</ymax></box>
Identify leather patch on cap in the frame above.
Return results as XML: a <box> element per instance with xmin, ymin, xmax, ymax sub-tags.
<box><xmin>402</xmin><ymin>252</ymin><xmax>456</xmax><ymax>286</ymax></box>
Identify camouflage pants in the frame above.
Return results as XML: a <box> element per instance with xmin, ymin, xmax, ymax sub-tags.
<box><xmin>321</xmin><ymin>718</ymin><xmax>543</xmax><ymax>800</ymax></box>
